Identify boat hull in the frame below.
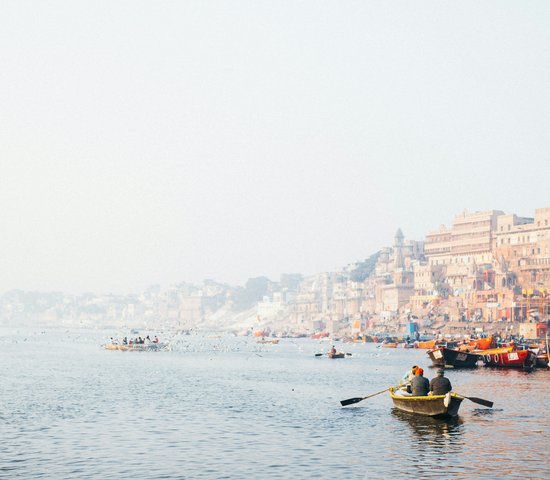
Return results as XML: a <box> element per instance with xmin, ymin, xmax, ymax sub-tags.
<box><xmin>428</xmin><ymin>347</ymin><xmax>481</xmax><ymax>368</ymax></box>
<box><xmin>104</xmin><ymin>343</ymin><xmax>167</xmax><ymax>352</ymax></box>
<box><xmin>328</xmin><ymin>353</ymin><xmax>345</xmax><ymax>359</ymax></box>
<box><xmin>536</xmin><ymin>354</ymin><xmax>549</xmax><ymax>368</ymax></box>
<box><xmin>482</xmin><ymin>349</ymin><xmax>537</xmax><ymax>369</ymax></box>
<box><xmin>414</xmin><ymin>340</ymin><xmax>436</xmax><ymax>349</ymax></box>
<box><xmin>389</xmin><ymin>389</ymin><xmax>463</xmax><ymax>418</ymax></box>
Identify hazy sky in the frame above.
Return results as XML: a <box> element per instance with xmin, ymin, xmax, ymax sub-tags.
<box><xmin>1</xmin><ymin>1</ymin><xmax>549</xmax><ymax>294</ymax></box>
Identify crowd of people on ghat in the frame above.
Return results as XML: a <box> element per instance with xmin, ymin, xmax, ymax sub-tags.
<box><xmin>110</xmin><ymin>335</ymin><xmax>160</xmax><ymax>345</ymax></box>
<box><xmin>401</xmin><ymin>365</ymin><xmax>452</xmax><ymax>396</ymax></box>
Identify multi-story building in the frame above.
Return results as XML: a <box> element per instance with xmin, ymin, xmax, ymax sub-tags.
<box><xmin>494</xmin><ymin>208</ymin><xmax>550</xmax><ymax>288</ymax></box>
<box><xmin>425</xmin><ymin>210</ymin><xmax>504</xmax><ymax>267</ymax></box>
<box><xmin>374</xmin><ymin>229</ymin><xmax>420</xmax><ymax>314</ymax></box>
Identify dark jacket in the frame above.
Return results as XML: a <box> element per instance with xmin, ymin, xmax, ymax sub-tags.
<box><xmin>411</xmin><ymin>375</ymin><xmax>430</xmax><ymax>396</ymax></box>
<box><xmin>429</xmin><ymin>376</ymin><xmax>452</xmax><ymax>395</ymax></box>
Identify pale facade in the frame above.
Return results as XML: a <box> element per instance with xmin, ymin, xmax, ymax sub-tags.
<box><xmin>425</xmin><ymin>210</ymin><xmax>504</xmax><ymax>267</ymax></box>
<box><xmin>494</xmin><ymin>207</ymin><xmax>550</xmax><ymax>289</ymax></box>
<box><xmin>374</xmin><ymin>229</ymin><xmax>419</xmax><ymax>313</ymax></box>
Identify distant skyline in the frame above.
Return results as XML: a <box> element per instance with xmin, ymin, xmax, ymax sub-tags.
<box><xmin>1</xmin><ymin>1</ymin><xmax>549</xmax><ymax>294</ymax></box>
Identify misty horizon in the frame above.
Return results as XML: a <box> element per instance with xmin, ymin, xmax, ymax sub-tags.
<box><xmin>2</xmin><ymin>1</ymin><xmax>549</xmax><ymax>294</ymax></box>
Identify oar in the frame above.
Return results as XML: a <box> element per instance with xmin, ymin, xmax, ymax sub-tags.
<box><xmin>456</xmin><ymin>393</ymin><xmax>493</xmax><ymax>408</ymax></box>
<box><xmin>314</xmin><ymin>353</ymin><xmax>325</xmax><ymax>357</ymax></box>
<box><xmin>345</xmin><ymin>352</ymin><xmax>352</xmax><ymax>356</ymax></box>
<box><xmin>340</xmin><ymin>384</ymin><xmax>400</xmax><ymax>407</ymax></box>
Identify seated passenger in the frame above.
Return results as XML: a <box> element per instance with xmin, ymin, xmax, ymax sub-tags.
<box><xmin>429</xmin><ymin>369</ymin><xmax>452</xmax><ymax>395</ymax></box>
<box><xmin>411</xmin><ymin>368</ymin><xmax>430</xmax><ymax>396</ymax></box>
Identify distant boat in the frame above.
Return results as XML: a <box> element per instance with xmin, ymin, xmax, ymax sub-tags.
<box><xmin>457</xmin><ymin>336</ymin><xmax>494</xmax><ymax>351</ymax></box>
<box><xmin>428</xmin><ymin>347</ymin><xmax>481</xmax><ymax>368</ymax></box>
<box><xmin>327</xmin><ymin>352</ymin><xmax>346</xmax><ymax>359</ymax></box>
<box><xmin>414</xmin><ymin>340</ymin><xmax>436</xmax><ymax>349</ymax></box>
<box><xmin>481</xmin><ymin>349</ymin><xmax>537</xmax><ymax>369</ymax></box>
<box><xmin>104</xmin><ymin>342</ymin><xmax>167</xmax><ymax>352</ymax></box>
<box><xmin>535</xmin><ymin>354</ymin><xmax>549</xmax><ymax>368</ymax></box>
<box><xmin>389</xmin><ymin>388</ymin><xmax>463</xmax><ymax>418</ymax></box>
<box><xmin>311</xmin><ymin>332</ymin><xmax>330</xmax><ymax>339</ymax></box>
<box><xmin>256</xmin><ymin>338</ymin><xmax>280</xmax><ymax>344</ymax></box>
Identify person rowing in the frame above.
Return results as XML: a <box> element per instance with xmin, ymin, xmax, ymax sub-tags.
<box><xmin>401</xmin><ymin>365</ymin><xmax>418</xmax><ymax>393</ymax></box>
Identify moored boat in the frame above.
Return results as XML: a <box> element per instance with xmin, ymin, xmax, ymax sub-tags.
<box><xmin>457</xmin><ymin>336</ymin><xmax>494</xmax><ymax>351</ymax></box>
<box><xmin>474</xmin><ymin>346</ymin><xmax>513</xmax><ymax>356</ymax></box>
<box><xmin>414</xmin><ymin>340</ymin><xmax>436</xmax><ymax>349</ymax></box>
<box><xmin>427</xmin><ymin>347</ymin><xmax>481</xmax><ymax>368</ymax></box>
<box><xmin>536</xmin><ymin>354</ymin><xmax>549</xmax><ymax>368</ymax></box>
<box><xmin>482</xmin><ymin>349</ymin><xmax>537</xmax><ymax>369</ymax></box>
<box><xmin>389</xmin><ymin>388</ymin><xmax>463</xmax><ymax>418</ymax></box>
<box><xmin>256</xmin><ymin>338</ymin><xmax>280</xmax><ymax>344</ymax></box>
<box><xmin>382</xmin><ymin>342</ymin><xmax>398</xmax><ymax>348</ymax></box>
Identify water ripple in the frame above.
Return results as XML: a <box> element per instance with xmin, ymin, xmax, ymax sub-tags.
<box><xmin>1</xmin><ymin>329</ymin><xmax>549</xmax><ymax>479</ymax></box>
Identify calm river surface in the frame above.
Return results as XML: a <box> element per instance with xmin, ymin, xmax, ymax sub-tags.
<box><xmin>1</xmin><ymin>327</ymin><xmax>549</xmax><ymax>479</ymax></box>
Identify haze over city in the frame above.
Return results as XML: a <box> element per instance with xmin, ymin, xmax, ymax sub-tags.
<box><xmin>1</xmin><ymin>1</ymin><xmax>549</xmax><ymax>294</ymax></box>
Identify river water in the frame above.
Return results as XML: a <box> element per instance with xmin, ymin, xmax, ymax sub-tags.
<box><xmin>1</xmin><ymin>327</ymin><xmax>548</xmax><ymax>479</ymax></box>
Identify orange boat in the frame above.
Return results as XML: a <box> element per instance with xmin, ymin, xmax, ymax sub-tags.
<box><xmin>473</xmin><ymin>346</ymin><xmax>513</xmax><ymax>356</ymax></box>
<box><xmin>457</xmin><ymin>336</ymin><xmax>495</xmax><ymax>352</ymax></box>
<box><xmin>311</xmin><ymin>332</ymin><xmax>330</xmax><ymax>339</ymax></box>
<box><xmin>472</xmin><ymin>337</ymin><xmax>494</xmax><ymax>350</ymax></box>
<box><xmin>414</xmin><ymin>340</ymin><xmax>436</xmax><ymax>349</ymax></box>
<box><xmin>382</xmin><ymin>342</ymin><xmax>398</xmax><ymax>348</ymax></box>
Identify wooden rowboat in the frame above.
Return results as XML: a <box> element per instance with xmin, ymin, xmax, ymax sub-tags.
<box><xmin>481</xmin><ymin>349</ymin><xmax>537</xmax><ymax>369</ymax></box>
<box><xmin>381</xmin><ymin>342</ymin><xmax>398</xmax><ymax>348</ymax></box>
<box><xmin>104</xmin><ymin>343</ymin><xmax>167</xmax><ymax>352</ymax></box>
<box><xmin>414</xmin><ymin>340</ymin><xmax>436</xmax><ymax>349</ymax></box>
<box><xmin>428</xmin><ymin>347</ymin><xmax>481</xmax><ymax>368</ymax></box>
<box><xmin>256</xmin><ymin>339</ymin><xmax>280</xmax><ymax>344</ymax></box>
<box><xmin>327</xmin><ymin>352</ymin><xmax>346</xmax><ymax>359</ymax></box>
<box><xmin>389</xmin><ymin>388</ymin><xmax>463</xmax><ymax>418</ymax></box>
<box><xmin>536</xmin><ymin>354</ymin><xmax>549</xmax><ymax>368</ymax></box>
<box><xmin>457</xmin><ymin>336</ymin><xmax>494</xmax><ymax>351</ymax></box>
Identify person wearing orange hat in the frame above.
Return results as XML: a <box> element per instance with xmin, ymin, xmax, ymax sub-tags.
<box><xmin>401</xmin><ymin>365</ymin><xmax>418</xmax><ymax>393</ymax></box>
<box><xmin>411</xmin><ymin>367</ymin><xmax>430</xmax><ymax>396</ymax></box>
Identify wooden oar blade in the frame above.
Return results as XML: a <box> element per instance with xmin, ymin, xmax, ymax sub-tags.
<box><xmin>345</xmin><ymin>352</ymin><xmax>352</xmax><ymax>356</ymax></box>
<box><xmin>314</xmin><ymin>353</ymin><xmax>324</xmax><ymax>357</ymax></box>
<box><xmin>466</xmin><ymin>396</ymin><xmax>493</xmax><ymax>408</ymax></box>
<box><xmin>340</xmin><ymin>397</ymin><xmax>365</xmax><ymax>406</ymax></box>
